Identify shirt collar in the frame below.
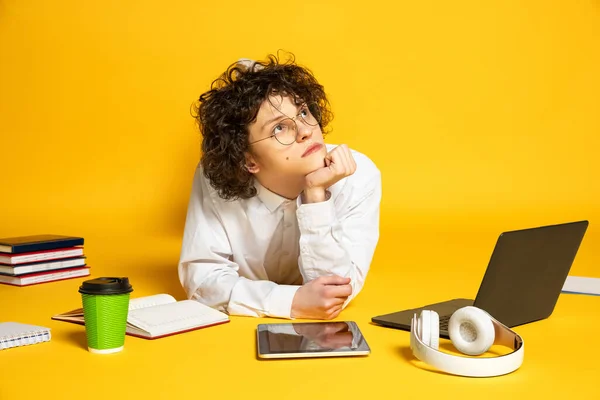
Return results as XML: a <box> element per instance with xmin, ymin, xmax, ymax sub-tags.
<box><xmin>254</xmin><ymin>180</ymin><xmax>292</xmax><ymax>212</ymax></box>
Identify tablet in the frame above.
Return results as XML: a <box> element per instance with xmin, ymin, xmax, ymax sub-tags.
<box><xmin>256</xmin><ymin>321</ymin><xmax>371</xmax><ymax>359</ymax></box>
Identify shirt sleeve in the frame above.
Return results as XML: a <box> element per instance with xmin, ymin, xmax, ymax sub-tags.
<box><xmin>178</xmin><ymin>166</ymin><xmax>300</xmax><ymax>319</ymax></box>
<box><xmin>295</xmin><ymin>158</ymin><xmax>382</xmax><ymax>308</ymax></box>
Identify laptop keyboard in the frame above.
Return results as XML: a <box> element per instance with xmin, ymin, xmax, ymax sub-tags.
<box><xmin>439</xmin><ymin>315</ymin><xmax>450</xmax><ymax>331</ymax></box>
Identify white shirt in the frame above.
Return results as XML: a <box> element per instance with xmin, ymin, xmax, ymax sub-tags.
<box><xmin>178</xmin><ymin>144</ymin><xmax>382</xmax><ymax>319</ymax></box>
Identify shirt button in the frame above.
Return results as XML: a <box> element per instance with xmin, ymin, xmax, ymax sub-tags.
<box><xmin>301</xmin><ymin>247</ymin><xmax>308</xmax><ymax>254</ymax></box>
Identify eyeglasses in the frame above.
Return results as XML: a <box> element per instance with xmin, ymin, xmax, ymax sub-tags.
<box><xmin>249</xmin><ymin>103</ymin><xmax>321</xmax><ymax>146</ymax></box>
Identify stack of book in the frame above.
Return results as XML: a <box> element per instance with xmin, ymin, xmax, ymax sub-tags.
<box><xmin>0</xmin><ymin>234</ymin><xmax>90</xmax><ymax>286</ymax></box>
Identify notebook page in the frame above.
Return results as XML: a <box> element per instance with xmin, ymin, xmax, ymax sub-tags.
<box><xmin>0</xmin><ymin>322</ymin><xmax>51</xmax><ymax>350</ymax></box>
<box><xmin>127</xmin><ymin>300</ymin><xmax>229</xmax><ymax>337</ymax></box>
<box><xmin>128</xmin><ymin>294</ymin><xmax>176</xmax><ymax>311</ymax></box>
<box><xmin>52</xmin><ymin>293</ymin><xmax>177</xmax><ymax>324</ymax></box>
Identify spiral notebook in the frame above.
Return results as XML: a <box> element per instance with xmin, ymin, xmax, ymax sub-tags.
<box><xmin>0</xmin><ymin>322</ymin><xmax>51</xmax><ymax>350</ymax></box>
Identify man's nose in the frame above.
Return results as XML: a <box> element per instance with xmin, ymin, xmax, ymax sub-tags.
<box><xmin>296</xmin><ymin>120</ymin><xmax>313</xmax><ymax>142</ymax></box>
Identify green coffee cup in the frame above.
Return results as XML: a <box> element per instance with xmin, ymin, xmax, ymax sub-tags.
<box><xmin>78</xmin><ymin>277</ymin><xmax>133</xmax><ymax>354</ymax></box>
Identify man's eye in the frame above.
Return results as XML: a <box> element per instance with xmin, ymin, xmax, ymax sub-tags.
<box><xmin>273</xmin><ymin>124</ymin><xmax>283</xmax><ymax>134</ymax></box>
<box><xmin>300</xmin><ymin>108</ymin><xmax>309</xmax><ymax>118</ymax></box>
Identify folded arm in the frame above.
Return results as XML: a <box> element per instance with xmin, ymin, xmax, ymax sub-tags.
<box><xmin>178</xmin><ymin>168</ymin><xmax>299</xmax><ymax>319</ymax></box>
<box><xmin>296</xmin><ymin>167</ymin><xmax>382</xmax><ymax>307</ymax></box>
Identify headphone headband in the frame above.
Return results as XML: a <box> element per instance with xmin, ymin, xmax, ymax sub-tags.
<box><xmin>410</xmin><ymin>311</ymin><xmax>524</xmax><ymax>377</ymax></box>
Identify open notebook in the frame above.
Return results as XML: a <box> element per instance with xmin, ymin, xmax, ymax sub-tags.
<box><xmin>52</xmin><ymin>294</ymin><xmax>229</xmax><ymax>339</ymax></box>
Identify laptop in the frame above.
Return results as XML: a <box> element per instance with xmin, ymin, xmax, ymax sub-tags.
<box><xmin>372</xmin><ymin>220</ymin><xmax>589</xmax><ymax>338</ymax></box>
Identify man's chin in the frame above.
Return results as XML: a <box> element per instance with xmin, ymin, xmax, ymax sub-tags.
<box><xmin>303</xmin><ymin>153</ymin><xmax>327</xmax><ymax>173</ymax></box>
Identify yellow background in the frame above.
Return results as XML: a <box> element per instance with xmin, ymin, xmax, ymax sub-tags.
<box><xmin>1</xmin><ymin>1</ymin><xmax>599</xmax><ymax>399</ymax></box>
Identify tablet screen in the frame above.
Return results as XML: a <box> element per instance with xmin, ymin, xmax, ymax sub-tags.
<box><xmin>257</xmin><ymin>321</ymin><xmax>370</xmax><ymax>358</ymax></box>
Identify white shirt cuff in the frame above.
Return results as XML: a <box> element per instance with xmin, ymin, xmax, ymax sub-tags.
<box><xmin>296</xmin><ymin>191</ymin><xmax>335</xmax><ymax>230</ymax></box>
<box><xmin>267</xmin><ymin>284</ymin><xmax>300</xmax><ymax>319</ymax></box>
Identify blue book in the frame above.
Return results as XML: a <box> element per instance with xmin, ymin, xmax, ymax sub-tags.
<box><xmin>0</xmin><ymin>235</ymin><xmax>84</xmax><ymax>254</ymax></box>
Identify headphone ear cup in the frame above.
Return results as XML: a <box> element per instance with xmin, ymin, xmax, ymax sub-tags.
<box><xmin>419</xmin><ymin>310</ymin><xmax>440</xmax><ymax>350</ymax></box>
<box><xmin>419</xmin><ymin>310</ymin><xmax>432</xmax><ymax>347</ymax></box>
<box><xmin>448</xmin><ymin>306</ymin><xmax>495</xmax><ymax>356</ymax></box>
<box><xmin>429</xmin><ymin>311</ymin><xmax>439</xmax><ymax>350</ymax></box>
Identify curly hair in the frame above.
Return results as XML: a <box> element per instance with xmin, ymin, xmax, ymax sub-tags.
<box><xmin>192</xmin><ymin>52</ymin><xmax>333</xmax><ymax>201</ymax></box>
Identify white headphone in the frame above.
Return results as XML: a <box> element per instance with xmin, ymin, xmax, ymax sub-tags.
<box><xmin>410</xmin><ymin>306</ymin><xmax>525</xmax><ymax>377</ymax></box>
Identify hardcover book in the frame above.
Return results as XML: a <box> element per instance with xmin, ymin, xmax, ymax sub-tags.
<box><xmin>0</xmin><ymin>267</ymin><xmax>90</xmax><ymax>286</ymax></box>
<box><xmin>0</xmin><ymin>235</ymin><xmax>84</xmax><ymax>254</ymax></box>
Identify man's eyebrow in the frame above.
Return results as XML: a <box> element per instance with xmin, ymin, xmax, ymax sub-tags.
<box><xmin>261</xmin><ymin>102</ymin><xmax>306</xmax><ymax>131</ymax></box>
<box><xmin>261</xmin><ymin>115</ymin><xmax>286</xmax><ymax>131</ymax></box>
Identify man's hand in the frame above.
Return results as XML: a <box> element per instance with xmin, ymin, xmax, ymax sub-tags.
<box><xmin>302</xmin><ymin>144</ymin><xmax>357</xmax><ymax>203</ymax></box>
<box><xmin>291</xmin><ymin>275</ymin><xmax>352</xmax><ymax>320</ymax></box>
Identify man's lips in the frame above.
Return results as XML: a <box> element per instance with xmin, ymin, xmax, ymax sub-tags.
<box><xmin>302</xmin><ymin>143</ymin><xmax>323</xmax><ymax>157</ymax></box>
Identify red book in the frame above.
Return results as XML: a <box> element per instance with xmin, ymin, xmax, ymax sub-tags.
<box><xmin>0</xmin><ymin>266</ymin><xmax>90</xmax><ymax>287</ymax></box>
<box><xmin>0</xmin><ymin>247</ymin><xmax>84</xmax><ymax>265</ymax></box>
<box><xmin>0</xmin><ymin>257</ymin><xmax>86</xmax><ymax>276</ymax></box>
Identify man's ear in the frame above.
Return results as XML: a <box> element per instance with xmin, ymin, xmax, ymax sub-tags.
<box><xmin>244</xmin><ymin>152</ymin><xmax>260</xmax><ymax>174</ymax></box>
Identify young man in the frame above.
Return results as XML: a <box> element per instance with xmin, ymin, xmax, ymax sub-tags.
<box><xmin>178</xmin><ymin>54</ymin><xmax>381</xmax><ymax>320</ymax></box>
